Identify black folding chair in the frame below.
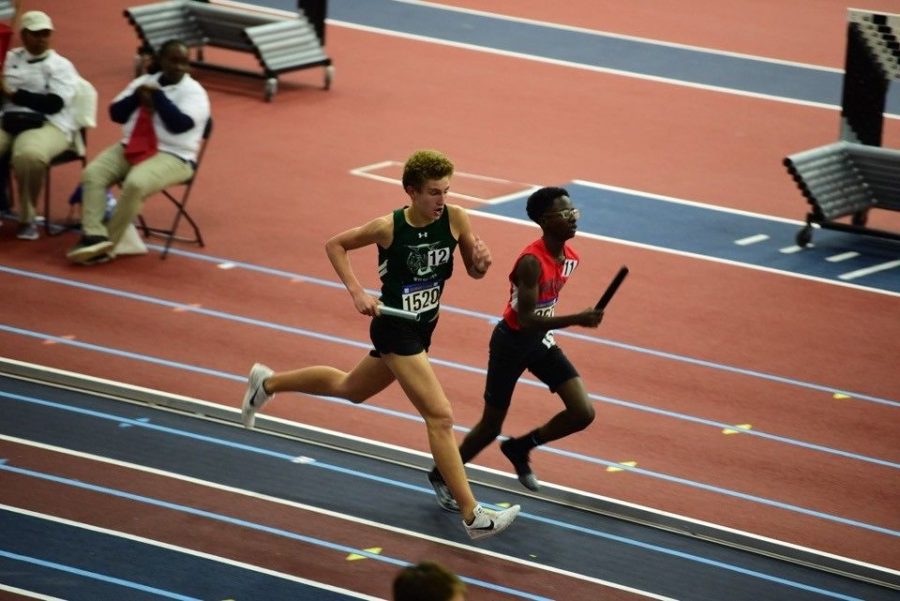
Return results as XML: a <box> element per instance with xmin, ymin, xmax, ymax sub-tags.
<box><xmin>8</xmin><ymin>76</ymin><xmax>97</xmax><ymax>235</ymax></box>
<box><xmin>42</xmin><ymin>128</ymin><xmax>88</xmax><ymax>236</ymax></box>
<box><xmin>136</xmin><ymin>117</ymin><xmax>212</xmax><ymax>259</ymax></box>
<box><xmin>2</xmin><ymin>128</ymin><xmax>87</xmax><ymax>236</ymax></box>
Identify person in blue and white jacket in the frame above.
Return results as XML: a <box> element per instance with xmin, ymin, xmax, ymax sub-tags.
<box><xmin>67</xmin><ymin>39</ymin><xmax>210</xmax><ymax>265</ymax></box>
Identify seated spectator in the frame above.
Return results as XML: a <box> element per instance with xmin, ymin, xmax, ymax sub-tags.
<box><xmin>0</xmin><ymin>10</ymin><xmax>12</xmax><ymax>220</ymax></box>
<box><xmin>0</xmin><ymin>152</ymin><xmax>11</xmax><ymax>221</ymax></box>
<box><xmin>66</xmin><ymin>39</ymin><xmax>210</xmax><ymax>265</ymax></box>
<box><xmin>0</xmin><ymin>10</ymin><xmax>80</xmax><ymax>240</ymax></box>
<box><xmin>393</xmin><ymin>561</ymin><xmax>467</xmax><ymax>601</ymax></box>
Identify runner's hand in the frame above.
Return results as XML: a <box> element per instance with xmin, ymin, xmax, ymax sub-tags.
<box><xmin>577</xmin><ymin>307</ymin><xmax>604</xmax><ymax>328</ymax></box>
<box><xmin>352</xmin><ymin>291</ymin><xmax>380</xmax><ymax>317</ymax></box>
<box><xmin>471</xmin><ymin>234</ymin><xmax>492</xmax><ymax>274</ymax></box>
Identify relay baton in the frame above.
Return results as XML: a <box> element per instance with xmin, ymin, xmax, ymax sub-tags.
<box><xmin>595</xmin><ymin>266</ymin><xmax>629</xmax><ymax>310</ymax></box>
<box><xmin>378</xmin><ymin>305</ymin><xmax>420</xmax><ymax>321</ymax></box>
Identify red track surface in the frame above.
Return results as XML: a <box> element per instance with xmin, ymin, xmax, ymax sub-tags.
<box><xmin>2</xmin><ymin>0</ymin><xmax>899</xmax><ymax>593</ymax></box>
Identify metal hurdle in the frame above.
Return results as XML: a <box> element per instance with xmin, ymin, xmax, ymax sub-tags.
<box><xmin>784</xmin><ymin>9</ymin><xmax>900</xmax><ymax>246</ymax></box>
<box><xmin>123</xmin><ymin>0</ymin><xmax>333</xmax><ymax>101</ymax></box>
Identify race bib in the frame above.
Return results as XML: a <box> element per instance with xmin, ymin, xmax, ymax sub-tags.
<box><xmin>401</xmin><ymin>280</ymin><xmax>441</xmax><ymax>314</ymax></box>
<box><xmin>534</xmin><ymin>300</ymin><xmax>556</xmax><ymax>317</ymax></box>
<box><xmin>534</xmin><ymin>300</ymin><xmax>556</xmax><ymax>347</ymax></box>
<box><xmin>542</xmin><ymin>331</ymin><xmax>556</xmax><ymax>348</ymax></box>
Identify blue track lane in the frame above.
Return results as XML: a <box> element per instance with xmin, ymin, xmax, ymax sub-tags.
<box><xmin>230</xmin><ymin>1</ymin><xmax>900</xmax><ymax>292</ymax></box>
<box><xmin>477</xmin><ymin>182</ymin><xmax>900</xmax><ymax>294</ymax></box>
<box><xmin>321</xmin><ymin>0</ymin><xmax>900</xmax><ymax>111</ymax></box>
<box><xmin>237</xmin><ymin>0</ymin><xmax>900</xmax><ymax>112</ymax></box>
<box><xmin>2</xmin><ymin>377</ymin><xmax>896</xmax><ymax>600</ymax></box>
<box><xmin>0</xmin><ymin>510</ymin><xmax>365</xmax><ymax>601</ymax></box>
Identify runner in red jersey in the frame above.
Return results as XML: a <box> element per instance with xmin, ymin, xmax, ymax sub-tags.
<box><xmin>429</xmin><ymin>186</ymin><xmax>604</xmax><ymax>506</ymax></box>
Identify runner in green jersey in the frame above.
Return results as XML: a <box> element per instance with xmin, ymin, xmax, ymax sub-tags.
<box><xmin>239</xmin><ymin>150</ymin><xmax>521</xmax><ymax>541</ymax></box>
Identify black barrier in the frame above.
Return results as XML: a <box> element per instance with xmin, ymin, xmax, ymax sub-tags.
<box><xmin>786</xmin><ymin>9</ymin><xmax>900</xmax><ymax>247</ymax></box>
<box><xmin>299</xmin><ymin>0</ymin><xmax>327</xmax><ymax>46</ymax></box>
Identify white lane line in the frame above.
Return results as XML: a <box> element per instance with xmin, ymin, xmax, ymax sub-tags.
<box><xmin>779</xmin><ymin>245</ymin><xmax>804</xmax><ymax>254</ymax></box>
<box><xmin>839</xmin><ymin>259</ymin><xmax>900</xmax><ymax>280</ymax></box>
<box><xmin>2</xmin><ymin>436</ymin><xmax>672</xmax><ymax>599</ymax></box>
<box><xmin>826</xmin><ymin>252</ymin><xmax>860</xmax><ymax>263</ymax></box>
<box><xmin>0</xmin><ymin>584</ymin><xmax>65</xmax><ymax>600</ymax></box>
<box><xmin>735</xmin><ymin>234</ymin><xmax>769</xmax><ymax>246</ymax></box>
<box><xmin>350</xmin><ymin>160</ymin><xmax>535</xmax><ymax>203</ymax></box>
<box><xmin>0</xmin><ymin>504</ymin><xmax>383</xmax><ymax>601</ymax></box>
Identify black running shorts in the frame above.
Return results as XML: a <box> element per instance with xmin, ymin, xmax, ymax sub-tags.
<box><xmin>369</xmin><ymin>313</ymin><xmax>438</xmax><ymax>357</ymax></box>
<box><xmin>483</xmin><ymin>320</ymin><xmax>579</xmax><ymax>409</ymax></box>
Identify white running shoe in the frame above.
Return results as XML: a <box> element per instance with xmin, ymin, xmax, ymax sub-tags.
<box><xmin>463</xmin><ymin>503</ymin><xmax>521</xmax><ymax>541</ymax></box>
<box><xmin>241</xmin><ymin>363</ymin><xmax>273</xmax><ymax>429</ymax></box>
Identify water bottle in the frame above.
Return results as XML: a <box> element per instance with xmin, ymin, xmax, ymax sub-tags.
<box><xmin>104</xmin><ymin>190</ymin><xmax>117</xmax><ymax>222</ymax></box>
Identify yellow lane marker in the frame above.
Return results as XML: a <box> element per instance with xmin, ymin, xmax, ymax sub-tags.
<box><xmin>833</xmin><ymin>393</ymin><xmax>851</xmax><ymax>399</ymax></box>
<box><xmin>43</xmin><ymin>334</ymin><xmax>75</xmax><ymax>345</ymax></box>
<box><xmin>347</xmin><ymin>547</ymin><xmax>382</xmax><ymax>561</ymax></box>
<box><xmin>606</xmin><ymin>461</ymin><xmax>637</xmax><ymax>473</ymax></box>
<box><xmin>722</xmin><ymin>424</ymin><xmax>752</xmax><ymax>435</ymax></box>
<box><xmin>172</xmin><ymin>303</ymin><xmax>201</xmax><ymax>313</ymax></box>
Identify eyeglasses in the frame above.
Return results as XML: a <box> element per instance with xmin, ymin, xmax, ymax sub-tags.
<box><xmin>545</xmin><ymin>207</ymin><xmax>580</xmax><ymax>220</ymax></box>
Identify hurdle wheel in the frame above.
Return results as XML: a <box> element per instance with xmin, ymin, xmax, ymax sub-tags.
<box><xmin>796</xmin><ymin>225</ymin><xmax>813</xmax><ymax>247</ymax></box>
<box><xmin>264</xmin><ymin>78</ymin><xmax>277</xmax><ymax>102</ymax></box>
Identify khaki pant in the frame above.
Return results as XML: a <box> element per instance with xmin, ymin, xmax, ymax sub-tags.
<box><xmin>0</xmin><ymin>123</ymin><xmax>72</xmax><ymax>224</ymax></box>
<box><xmin>80</xmin><ymin>144</ymin><xmax>193</xmax><ymax>246</ymax></box>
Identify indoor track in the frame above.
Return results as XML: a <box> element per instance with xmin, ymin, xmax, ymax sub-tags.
<box><xmin>2</xmin><ymin>368</ymin><xmax>897</xmax><ymax>601</ymax></box>
<box><xmin>2</xmin><ymin>0</ymin><xmax>899</xmax><ymax>599</ymax></box>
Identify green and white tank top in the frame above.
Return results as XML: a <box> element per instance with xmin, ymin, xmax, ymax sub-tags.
<box><xmin>378</xmin><ymin>207</ymin><xmax>457</xmax><ymax>322</ymax></box>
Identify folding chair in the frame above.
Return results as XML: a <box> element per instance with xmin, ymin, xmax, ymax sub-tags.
<box><xmin>136</xmin><ymin>117</ymin><xmax>212</xmax><ymax>259</ymax></box>
<box><xmin>43</xmin><ymin>76</ymin><xmax>98</xmax><ymax>236</ymax></box>
<box><xmin>41</xmin><ymin>128</ymin><xmax>88</xmax><ymax>235</ymax></box>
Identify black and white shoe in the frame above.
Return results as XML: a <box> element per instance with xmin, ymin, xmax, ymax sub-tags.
<box><xmin>463</xmin><ymin>503</ymin><xmax>521</xmax><ymax>541</ymax></box>
<box><xmin>240</xmin><ymin>363</ymin><xmax>274</xmax><ymax>429</ymax></box>
<box><xmin>501</xmin><ymin>438</ymin><xmax>540</xmax><ymax>491</ymax></box>
<box><xmin>427</xmin><ymin>468</ymin><xmax>460</xmax><ymax>513</ymax></box>
<box><xmin>16</xmin><ymin>222</ymin><xmax>39</xmax><ymax>240</ymax></box>
<box><xmin>78</xmin><ymin>253</ymin><xmax>113</xmax><ymax>266</ymax></box>
<box><xmin>67</xmin><ymin>235</ymin><xmax>113</xmax><ymax>263</ymax></box>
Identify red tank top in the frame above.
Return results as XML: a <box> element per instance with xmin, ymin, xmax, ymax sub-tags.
<box><xmin>502</xmin><ymin>238</ymin><xmax>580</xmax><ymax>330</ymax></box>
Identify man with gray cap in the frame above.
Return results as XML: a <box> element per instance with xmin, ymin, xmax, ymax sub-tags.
<box><xmin>0</xmin><ymin>10</ymin><xmax>80</xmax><ymax>240</ymax></box>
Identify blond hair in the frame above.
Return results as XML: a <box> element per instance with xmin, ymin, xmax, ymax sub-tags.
<box><xmin>401</xmin><ymin>150</ymin><xmax>454</xmax><ymax>191</ymax></box>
